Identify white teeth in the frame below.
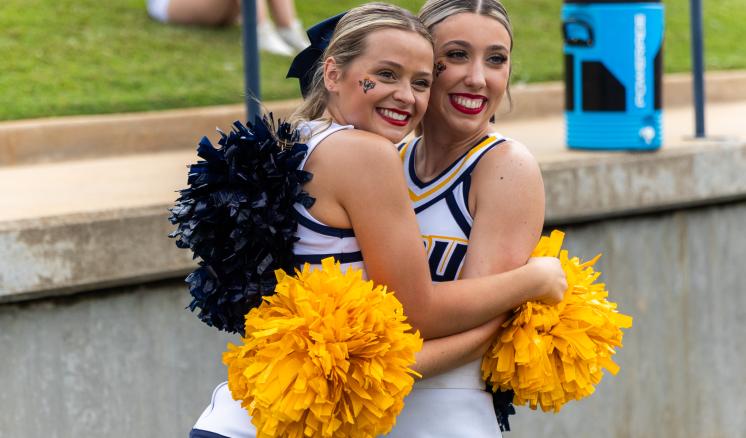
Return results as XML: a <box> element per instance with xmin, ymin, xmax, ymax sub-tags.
<box><xmin>380</xmin><ymin>109</ymin><xmax>407</xmax><ymax>121</ymax></box>
<box><xmin>454</xmin><ymin>96</ymin><xmax>484</xmax><ymax>109</ymax></box>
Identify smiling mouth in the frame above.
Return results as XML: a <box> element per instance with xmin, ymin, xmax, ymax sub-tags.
<box><xmin>449</xmin><ymin>94</ymin><xmax>487</xmax><ymax>115</ymax></box>
<box><xmin>376</xmin><ymin>107</ymin><xmax>411</xmax><ymax>126</ymax></box>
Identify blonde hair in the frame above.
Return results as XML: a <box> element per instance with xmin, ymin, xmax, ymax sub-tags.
<box><xmin>418</xmin><ymin>0</ymin><xmax>514</xmax><ymax>107</ymax></box>
<box><xmin>288</xmin><ymin>3</ymin><xmax>432</xmax><ymax>127</ymax></box>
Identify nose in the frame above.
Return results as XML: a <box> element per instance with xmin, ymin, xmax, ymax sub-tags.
<box><xmin>464</xmin><ymin>61</ymin><xmax>486</xmax><ymax>89</ymax></box>
<box><xmin>393</xmin><ymin>82</ymin><xmax>416</xmax><ymax>106</ymax></box>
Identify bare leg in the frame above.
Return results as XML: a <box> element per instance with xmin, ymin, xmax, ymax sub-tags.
<box><xmin>268</xmin><ymin>0</ymin><xmax>308</xmax><ymax>51</ymax></box>
<box><xmin>256</xmin><ymin>0</ymin><xmax>267</xmax><ymax>25</ymax></box>
<box><xmin>166</xmin><ymin>0</ymin><xmax>240</xmax><ymax>26</ymax></box>
<box><xmin>255</xmin><ymin>0</ymin><xmax>295</xmax><ymax>55</ymax></box>
<box><xmin>267</xmin><ymin>0</ymin><xmax>295</xmax><ymax>28</ymax></box>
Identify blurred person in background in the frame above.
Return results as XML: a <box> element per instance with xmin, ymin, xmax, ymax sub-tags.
<box><xmin>258</xmin><ymin>0</ymin><xmax>310</xmax><ymax>55</ymax></box>
<box><xmin>146</xmin><ymin>0</ymin><xmax>309</xmax><ymax>55</ymax></box>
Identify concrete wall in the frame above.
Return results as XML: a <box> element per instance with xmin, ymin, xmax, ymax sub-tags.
<box><xmin>514</xmin><ymin>201</ymin><xmax>746</xmax><ymax>438</ymax></box>
<box><xmin>2</xmin><ymin>200</ymin><xmax>745</xmax><ymax>437</ymax></box>
<box><xmin>0</xmin><ymin>280</ymin><xmax>234</xmax><ymax>437</ymax></box>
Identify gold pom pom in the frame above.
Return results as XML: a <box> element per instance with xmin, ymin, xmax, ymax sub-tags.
<box><xmin>223</xmin><ymin>257</ymin><xmax>423</xmax><ymax>438</ymax></box>
<box><xmin>481</xmin><ymin>230</ymin><xmax>633</xmax><ymax>412</ymax></box>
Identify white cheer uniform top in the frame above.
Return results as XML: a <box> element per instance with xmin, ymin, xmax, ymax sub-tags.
<box><xmin>386</xmin><ymin>134</ymin><xmax>507</xmax><ymax>438</ymax></box>
<box><xmin>291</xmin><ymin>121</ymin><xmax>364</xmax><ymax>273</ymax></box>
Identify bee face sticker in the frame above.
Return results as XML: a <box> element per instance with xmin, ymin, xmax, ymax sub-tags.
<box><xmin>434</xmin><ymin>61</ymin><xmax>447</xmax><ymax>77</ymax></box>
<box><xmin>358</xmin><ymin>77</ymin><xmax>376</xmax><ymax>94</ymax></box>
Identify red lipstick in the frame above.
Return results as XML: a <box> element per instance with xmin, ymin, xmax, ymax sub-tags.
<box><xmin>449</xmin><ymin>93</ymin><xmax>487</xmax><ymax>115</ymax></box>
<box><xmin>376</xmin><ymin>107</ymin><xmax>411</xmax><ymax>126</ymax></box>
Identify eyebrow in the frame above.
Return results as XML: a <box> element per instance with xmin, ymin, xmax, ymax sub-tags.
<box><xmin>443</xmin><ymin>40</ymin><xmax>509</xmax><ymax>52</ymax></box>
<box><xmin>376</xmin><ymin>60</ymin><xmax>405</xmax><ymax>69</ymax></box>
<box><xmin>375</xmin><ymin>59</ymin><xmax>433</xmax><ymax>77</ymax></box>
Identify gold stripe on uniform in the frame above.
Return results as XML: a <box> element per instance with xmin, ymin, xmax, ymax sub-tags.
<box><xmin>399</xmin><ymin>140</ymin><xmax>412</xmax><ymax>161</ymax></box>
<box><xmin>408</xmin><ymin>136</ymin><xmax>497</xmax><ymax>202</ymax></box>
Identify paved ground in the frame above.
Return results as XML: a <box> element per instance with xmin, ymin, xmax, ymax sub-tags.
<box><xmin>1</xmin><ymin>101</ymin><xmax>744</xmax><ymax>223</ymax></box>
<box><xmin>505</xmin><ymin>101</ymin><xmax>745</xmax><ymax>161</ymax></box>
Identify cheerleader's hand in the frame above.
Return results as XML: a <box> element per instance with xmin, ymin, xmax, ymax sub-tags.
<box><xmin>528</xmin><ymin>256</ymin><xmax>568</xmax><ymax>305</ymax></box>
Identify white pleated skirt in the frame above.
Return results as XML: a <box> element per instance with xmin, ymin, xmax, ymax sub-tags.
<box><xmin>386</xmin><ymin>387</ymin><xmax>501</xmax><ymax>437</ymax></box>
<box><xmin>192</xmin><ymin>361</ymin><xmax>501</xmax><ymax>438</ymax></box>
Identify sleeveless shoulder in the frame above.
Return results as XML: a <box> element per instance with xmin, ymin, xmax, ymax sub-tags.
<box><xmin>310</xmin><ymin>128</ymin><xmax>403</xmax><ymax>183</ymax></box>
<box><xmin>292</xmin><ymin>120</ymin><xmax>365</xmax><ymax>274</ymax></box>
<box><xmin>298</xmin><ymin>120</ymin><xmax>354</xmax><ymax>170</ymax></box>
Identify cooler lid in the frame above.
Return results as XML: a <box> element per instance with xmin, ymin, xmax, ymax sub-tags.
<box><xmin>564</xmin><ymin>0</ymin><xmax>660</xmax><ymax>3</ymax></box>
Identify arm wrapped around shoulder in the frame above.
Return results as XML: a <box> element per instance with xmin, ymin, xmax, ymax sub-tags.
<box><xmin>481</xmin><ymin>230</ymin><xmax>634</xmax><ymax>412</ymax></box>
<box><xmin>169</xmin><ymin>116</ymin><xmax>314</xmax><ymax>334</ymax></box>
<box><xmin>223</xmin><ymin>257</ymin><xmax>423</xmax><ymax>438</ymax></box>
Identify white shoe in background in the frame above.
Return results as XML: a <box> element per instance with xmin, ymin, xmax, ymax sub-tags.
<box><xmin>258</xmin><ymin>21</ymin><xmax>295</xmax><ymax>56</ymax></box>
<box><xmin>276</xmin><ymin>19</ymin><xmax>310</xmax><ymax>52</ymax></box>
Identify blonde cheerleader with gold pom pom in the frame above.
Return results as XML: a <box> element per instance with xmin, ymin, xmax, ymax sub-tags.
<box><xmin>481</xmin><ymin>230</ymin><xmax>634</xmax><ymax>412</ymax></box>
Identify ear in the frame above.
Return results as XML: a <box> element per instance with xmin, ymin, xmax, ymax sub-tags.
<box><xmin>323</xmin><ymin>56</ymin><xmax>342</xmax><ymax>93</ymax></box>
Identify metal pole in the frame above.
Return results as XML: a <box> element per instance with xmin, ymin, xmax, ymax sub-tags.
<box><xmin>242</xmin><ymin>0</ymin><xmax>261</xmax><ymax>120</ymax></box>
<box><xmin>689</xmin><ymin>0</ymin><xmax>705</xmax><ymax>138</ymax></box>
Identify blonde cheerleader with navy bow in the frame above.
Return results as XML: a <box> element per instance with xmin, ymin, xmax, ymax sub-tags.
<box><xmin>171</xmin><ymin>3</ymin><xmax>567</xmax><ymax>437</ymax></box>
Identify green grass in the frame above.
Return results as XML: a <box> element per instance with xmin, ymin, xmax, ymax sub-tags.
<box><xmin>2</xmin><ymin>0</ymin><xmax>744</xmax><ymax>121</ymax></box>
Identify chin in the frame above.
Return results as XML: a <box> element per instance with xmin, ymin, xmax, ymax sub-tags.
<box><xmin>447</xmin><ymin>116</ymin><xmax>482</xmax><ymax>134</ymax></box>
<box><xmin>378</xmin><ymin>124</ymin><xmax>410</xmax><ymax>143</ymax></box>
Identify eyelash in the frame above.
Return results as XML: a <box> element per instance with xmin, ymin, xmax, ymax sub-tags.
<box><xmin>488</xmin><ymin>54</ymin><xmax>508</xmax><ymax>65</ymax></box>
<box><xmin>377</xmin><ymin>70</ymin><xmax>396</xmax><ymax>80</ymax></box>
<box><xmin>412</xmin><ymin>79</ymin><xmax>431</xmax><ymax>90</ymax></box>
<box><xmin>445</xmin><ymin>50</ymin><xmax>508</xmax><ymax>65</ymax></box>
<box><xmin>377</xmin><ymin>70</ymin><xmax>430</xmax><ymax>90</ymax></box>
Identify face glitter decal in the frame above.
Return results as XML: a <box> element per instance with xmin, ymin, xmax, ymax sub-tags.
<box><xmin>358</xmin><ymin>77</ymin><xmax>376</xmax><ymax>94</ymax></box>
<box><xmin>434</xmin><ymin>61</ymin><xmax>447</xmax><ymax>77</ymax></box>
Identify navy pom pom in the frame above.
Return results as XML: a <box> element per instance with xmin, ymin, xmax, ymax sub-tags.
<box><xmin>169</xmin><ymin>115</ymin><xmax>314</xmax><ymax>334</ymax></box>
<box><xmin>491</xmin><ymin>387</ymin><xmax>516</xmax><ymax>432</ymax></box>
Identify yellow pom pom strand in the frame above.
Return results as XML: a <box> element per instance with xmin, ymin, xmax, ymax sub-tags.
<box><xmin>223</xmin><ymin>257</ymin><xmax>423</xmax><ymax>438</ymax></box>
<box><xmin>481</xmin><ymin>230</ymin><xmax>633</xmax><ymax>412</ymax></box>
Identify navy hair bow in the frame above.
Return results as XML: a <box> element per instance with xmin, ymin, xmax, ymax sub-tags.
<box><xmin>286</xmin><ymin>12</ymin><xmax>346</xmax><ymax>98</ymax></box>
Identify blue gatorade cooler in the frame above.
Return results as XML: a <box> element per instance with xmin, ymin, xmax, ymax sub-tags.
<box><xmin>563</xmin><ymin>0</ymin><xmax>664</xmax><ymax>150</ymax></box>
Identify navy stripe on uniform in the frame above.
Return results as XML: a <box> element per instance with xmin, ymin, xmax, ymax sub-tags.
<box><xmin>411</xmin><ymin>141</ymin><xmax>504</xmax><ymax>214</ymax></box>
<box><xmin>446</xmin><ymin>192</ymin><xmax>472</xmax><ymax>237</ymax></box>
<box><xmin>293</xmin><ymin>208</ymin><xmax>355</xmax><ymax>238</ymax></box>
<box><xmin>190</xmin><ymin>429</ymin><xmax>229</xmax><ymax>438</ymax></box>
<box><xmin>294</xmin><ymin>251</ymin><xmax>363</xmax><ymax>265</ymax></box>
<box><xmin>412</xmin><ymin>163</ymin><xmax>480</xmax><ymax>214</ymax></box>
<box><xmin>461</xmin><ymin>174</ymin><xmax>472</xmax><ymax>214</ymax></box>
<box><xmin>408</xmin><ymin>136</ymin><xmax>490</xmax><ymax>189</ymax></box>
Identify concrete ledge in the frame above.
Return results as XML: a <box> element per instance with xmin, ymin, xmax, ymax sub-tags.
<box><xmin>0</xmin><ymin>207</ymin><xmax>194</xmax><ymax>304</ymax></box>
<box><xmin>1</xmin><ymin>101</ymin><xmax>744</xmax><ymax>303</ymax></box>
<box><xmin>2</xmin><ymin>71</ymin><xmax>745</xmax><ymax>167</ymax></box>
<box><xmin>0</xmin><ymin>99</ymin><xmax>298</xmax><ymax>167</ymax></box>
<box><xmin>544</xmin><ymin>138</ymin><xmax>746</xmax><ymax>224</ymax></box>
